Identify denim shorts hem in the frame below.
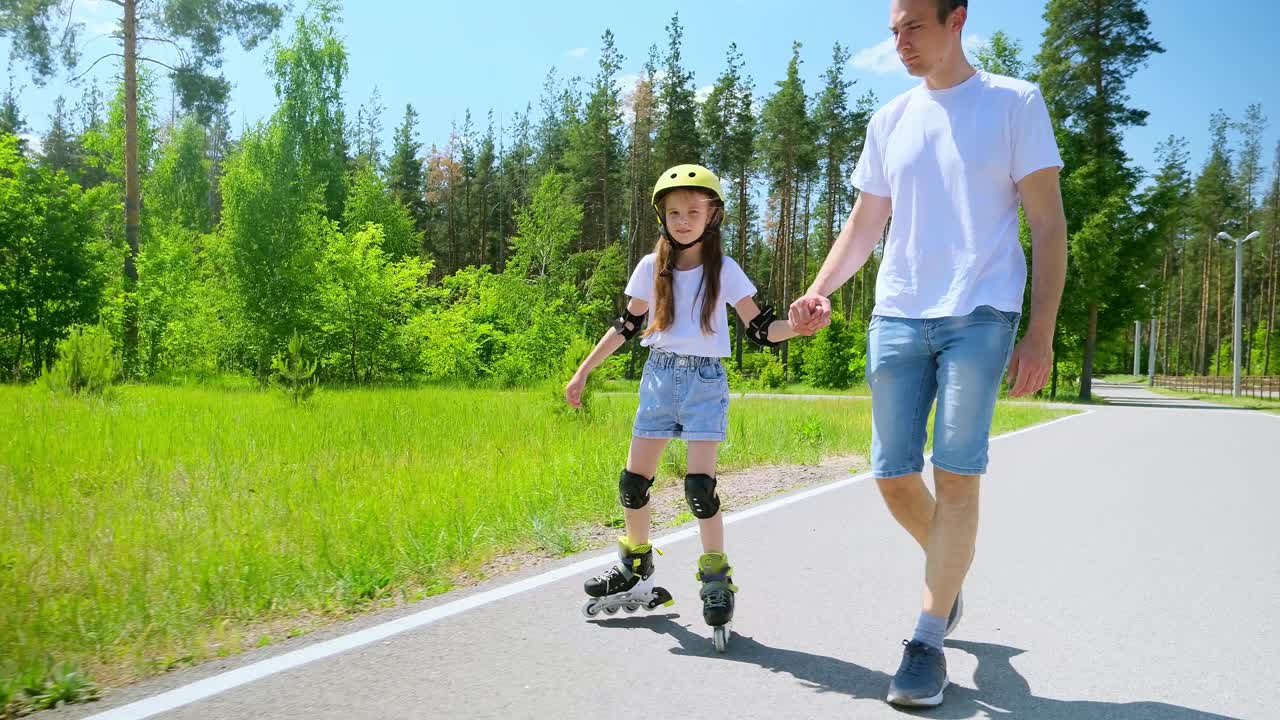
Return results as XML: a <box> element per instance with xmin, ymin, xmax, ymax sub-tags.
<box><xmin>874</xmin><ymin>464</ymin><xmax>925</xmax><ymax>480</ymax></box>
<box><xmin>632</xmin><ymin>429</ymin><xmax>726</xmax><ymax>442</ymax></box>
<box><xmin>929</xmin><ymin>458</ymin><xmax>987</xmax><ymax>477</ymax></box>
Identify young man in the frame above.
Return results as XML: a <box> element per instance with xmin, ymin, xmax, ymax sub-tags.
<box><xmin>790</xmin><ymin>0</ymin><xmax>1067</xmax><ymax>707</ymax></box>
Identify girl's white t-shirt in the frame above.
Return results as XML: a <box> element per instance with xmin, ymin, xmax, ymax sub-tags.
<box><xmin>624</xmin><ymin>253</ymin><xmax>756</xmax><ymax>358</ymax></box>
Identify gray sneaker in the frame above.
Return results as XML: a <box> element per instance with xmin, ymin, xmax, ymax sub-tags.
<box><xmin>944</xmin><ymin>589</ymin><xmax>963</xmax><ymax>637</ymax></box>
<box><xmin>887</xmin><ymin>640</ymin><xmax>948</xmax><ymax>707</ymax></box>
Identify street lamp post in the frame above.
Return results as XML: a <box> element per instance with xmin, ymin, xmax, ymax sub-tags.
<box><xmin>1216</xmin><ymin>230</ymin><xmax>1262</xmax><ymax>398</ymax></box>
<box><xmin>1136</xmin><ymin>284</ymin><xmax>1151</xmax><ymax>379</ymax></box>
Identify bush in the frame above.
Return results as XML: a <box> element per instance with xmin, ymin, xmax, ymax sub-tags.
<box><xmin>802</xmin><ymin>311</ymin><xmax>867</xmax><ymax>389</ymax></box>
<box><xmin>41</xmin><ymin>324</ymin><xmax>120</xmax><ymax>397</ymax></box>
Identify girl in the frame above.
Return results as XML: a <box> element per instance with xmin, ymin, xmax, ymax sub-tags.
<box><xmin>564</xmin><ymin>164</ymin><xmax>801</xmax><ymax>651</ymax></box>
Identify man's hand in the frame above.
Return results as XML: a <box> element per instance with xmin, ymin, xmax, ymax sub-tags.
<box><xmin>1006</xmin><ymin>330</ymin><xmax>1053</xmax><ymax>397</ymax></box>
<box><xmin>789</xmin><ymin>293</ymin><xmax>831</xmax><ymax>335</ymax></box>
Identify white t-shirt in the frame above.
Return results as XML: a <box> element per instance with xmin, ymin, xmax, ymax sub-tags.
<box><xmin>851</xmin><ymin>70</ymin><xmax>1063</xmax><ymax>319</ymax></box>
<box><xmin>624</xmin><ymin>254</ymin><xmax>756</xmax><ymax>358</ymax></box>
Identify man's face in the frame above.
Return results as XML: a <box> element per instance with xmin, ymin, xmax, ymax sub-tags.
<box><xmin>889</xmin><ymin>0</ymin><xmax>965</xmax><ymax>77</ymax></box>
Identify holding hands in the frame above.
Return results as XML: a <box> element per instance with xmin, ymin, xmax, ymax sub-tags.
<box><xmin>789</xmin><ymin>292</ymin><xmax>832</xmax><ymax>336</ymax></box>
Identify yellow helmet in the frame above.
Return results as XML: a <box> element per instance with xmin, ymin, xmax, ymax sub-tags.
<box><xmin>651</xmin><ymin>164</ymin><xmax>725</xmax><ymax>225</ymax></box>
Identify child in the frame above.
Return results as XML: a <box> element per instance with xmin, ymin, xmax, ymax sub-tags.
<box><xmin>564</xmin><ymin>164</ymin><xmax>803</xmax><ymax>651</ymax></box>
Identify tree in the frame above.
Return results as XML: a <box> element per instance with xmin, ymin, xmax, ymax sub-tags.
<box><xmin>1142</xmin><ymin>135</ymin><xmax>1192</xmax><ymax>374</ymax></box>
<box><xmin>315</xmin><ymin>222</ymin><xmax>429</xmax><ymax>382</ymax></box>
<box><xmin>975</xmin><ymin>30</ymin><xmax>1027</xmax><ymax>78</ymax></box>
<box><xmin>1035</xmin><ymin>0</ymin><xmax>1164</xmax><ymax>399</ymax></box>
<box><xmin>1190</xmin><ymin>112</ymin><xmax>1241</xmax><ymax>374</ymax></box>
<box><xmin>568</xmin><ymin>29</ymin><xmax>624</xmax><ymax>253</ymax></box>
<box><xmin>39</xmin><ymin>96</ymin><xmax>84</xmax><ymax>181</ymax></box>
<box><xmin>147</xmin><ymin>117</ymin><xmax>212</xmax><ymax>234</ymax></box>
<box><xmin>703</xmin><ymin>43</ymin><xmax>758</xmax><ymax>367</ymax></box>
<box><xmin>2</xmin><ymin>0</ymin><xmax>286</xmax><ymax>372</ymax></box>
<box><xmin>0</xmin><ymin>133</ymin><xmax>101</xmax><ymax>379</ymax></box>
<box><xmin>344</xmin><ymin>164</ymin><xmax>423</xmax><ymax>261</ymax></box>
<box><xmin>507</xmin><ymin>171</ymin><xmax>582</xmax><ymax>280</ymax></box>
<box><xmin>387</xmin><ymin>103</ymin><xmax>427</xmax><ymax>237</ymax></box>
<box><xmin>653</xmin><ymin>13</ymin><xmax>701</xmax><ymax>169</ymax></box>
<box><xmin>758</xmin><ymin>42</ymin><xmax>816</xmax><ymax>377</ymax></box>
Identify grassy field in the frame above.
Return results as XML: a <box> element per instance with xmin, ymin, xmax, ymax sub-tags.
<box><xmin>0</xmin><ymin>383</ymin><xmax>1072</xmax><ymax>700</ymax></box>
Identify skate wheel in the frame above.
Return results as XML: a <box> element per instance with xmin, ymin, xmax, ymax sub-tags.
<box><xmin>581</xmin><ymin>600</ymin><xmax>600</xmax><ymax>618</ymax></box>
<box><xmin>623</xmin><ymin>603</ymin><xmax>638</xmax><ymax>613</ymax></box>
<box><xmin>603</xmin><ymin>605</ymin><xmax>619</xmax><ymax>615</ymax></box>
<box><xmin>713</xmin><ymin>625</ymin><xmax>729</xmax><ymax>653</ymax></box>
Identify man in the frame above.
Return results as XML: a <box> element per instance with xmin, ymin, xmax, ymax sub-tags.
<box><xmin>790</xmin><ymin>0</ymin><xmax>1067</xmax><ymax>707</ymax></box>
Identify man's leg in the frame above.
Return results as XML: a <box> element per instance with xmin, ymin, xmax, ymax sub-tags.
<box><xmin>876</xmin><ymin>472</ymin><xmax>933</xmax><ymax>550</ymax></box>
<box><xmin>922</xmin><ymin>468</ymin><xmax>978</xmax><ymax>619</ymax></box>
<box><xmin>925</xmin><ymin>305</ymin><xmax>1019</xmax><ymax>618</ymax></box>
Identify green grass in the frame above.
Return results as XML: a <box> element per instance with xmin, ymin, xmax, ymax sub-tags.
<box><xmin>1147</xmin><ymin>385</ymin><xmax>1280</xmax><ymax>413</ymax></box>
<box><xmin>1101</xmin><ymin>374</ymin><xmax>1146</xmax><ymax>384</ymax></box>
<box><xmin>598</xmin><ymin>378</ymin><xmax>871</xmax><ymax>397</ymax></box>
<box><xmin>0</xmin><ymin>384</ymin><xmax>1071</xmax><ymax>694</ymax></box>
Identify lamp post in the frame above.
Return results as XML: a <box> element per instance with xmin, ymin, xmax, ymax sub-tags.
<box><xmin>1216</xmin><ymin>230</ymin><xmax>1262</xmax><ymax>397</ymax></box>
<box><xmin>1136</xmin><ymin>284</ymin><xmax>1151</xmax><ymax>378</ymax></box>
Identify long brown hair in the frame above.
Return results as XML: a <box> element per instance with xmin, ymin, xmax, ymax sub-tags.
<box><xmin>643</xmin><ymin>190</ymin><xmax>724</xmax><ymax>337</ymax></box>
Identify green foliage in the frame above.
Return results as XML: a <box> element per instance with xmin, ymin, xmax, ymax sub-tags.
<box><xmin>314</xmin><ymin>221</ymin><xmax>430</xmax><ymax>382</ymax></box>
<box><xmin>272</xmin><ymin>330</ymin><xmax>318</xmax><ymax>404</ymax></box>
<box><xmin>343</xmin><ymin>165</ymin><xmax>423</xmax><ymax>261</ymax></box>
<box><xmin>0</xmin><ymin>134</ymin><xmax>103</xmax><ymax>379</ymax></box>
<box><xmin>41</xmin><ymin>324</ymin><xmax>120</xmax><ymax>397</ymax></box>
<box><xmin>802</xmin><ymin>311</ymin><xmax>866</xmax><ymax>389</ymax></box>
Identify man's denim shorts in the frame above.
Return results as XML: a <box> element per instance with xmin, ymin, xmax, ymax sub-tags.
<box><xmin>867</xmin><ymin>305</ymin><xmax>1020</xmax><ymax>478</ymax></box>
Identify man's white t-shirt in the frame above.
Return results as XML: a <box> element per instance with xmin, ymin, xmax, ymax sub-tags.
<box><xmin>851</xmin><ymin>70</ymin><xmax>1063</xmax><ymax>319</ymax></box>
<box><xmin>624</xmin><ymin>254</ymin><xmax>756</xmax><ymax>358</ymax></box>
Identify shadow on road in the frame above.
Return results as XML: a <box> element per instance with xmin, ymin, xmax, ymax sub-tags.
<box><xmin>591</xmin><ymin>616</ymin><xmax>1238</xmax><ymax>719</ymax></box>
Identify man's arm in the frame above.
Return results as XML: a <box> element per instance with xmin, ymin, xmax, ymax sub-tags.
<box><xmin>790</xmin><ymin>191</ymin><xmax>892</xmax><ymax>331</ymax></box>
<box><xmin>1007</xmin><ymin>166</ymin><xmax>1067</xmax><ymax>397</ymax></box>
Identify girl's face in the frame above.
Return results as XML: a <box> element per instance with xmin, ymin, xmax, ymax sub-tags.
<box><xmin>662</xmin><ymin>188</ymin><xmax>715</xmax><ymax>244</ymax></box>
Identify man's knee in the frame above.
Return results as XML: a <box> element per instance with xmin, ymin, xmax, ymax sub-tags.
<box><xmin>934</xmin><ymin>469</ymin><xmax>979</xmax><ymax>507</ymax></box>
<box><xmin>876</xmin><ymin>473</ymin><xmax>926</xmax><ymax>506</ymax></box>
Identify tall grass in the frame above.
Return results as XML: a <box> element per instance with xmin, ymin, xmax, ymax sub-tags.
<box><xmin>0</xmin><ymin>384</ymin><xmax>1069</xmax><ymax>688</ymax></box>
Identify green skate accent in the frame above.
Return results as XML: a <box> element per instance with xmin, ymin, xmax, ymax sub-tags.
<box><xmin>695</xmin><ymin>552</ymin><xmax>739</xmax><ymax>592</ymax></box>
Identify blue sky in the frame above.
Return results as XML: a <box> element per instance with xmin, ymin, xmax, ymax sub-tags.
<box><xmin>4</xmin><ymin>0</ymin><xmax>1279</xmax><ymax>191</ymax></box>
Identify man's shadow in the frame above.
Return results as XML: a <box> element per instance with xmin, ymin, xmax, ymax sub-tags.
<box><xmin>590</xmin><ymin>616</ymin><xmax>1238</xmax><ymax>719</ymax></box>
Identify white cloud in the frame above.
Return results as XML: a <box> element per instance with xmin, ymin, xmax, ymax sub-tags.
<box><xmin>566</xmin><ymin>47</ymin><xmax>588</xmax><ymax>59</ymax></box>
<box><xmin>20</xmin><ymin>133</ymin><xmax>44</xmax><ymax>156</ymax></box>
<box><xmin>964</xmin><ymin>33</ymin><xmax>988</xmax><ymax>58</ymax></box>
<box><xmin>851</xmin><ymin>33</ymin><xmax>991</xmax><ymax>76</ymax></box>
<box><xmin>696</xmin><ymin>85</ymin><xmax>713</xmax><ymax>103</ymax></box>
<box><xmin>850</xmin><ymin>37</ymin><xmax>902</xmax><ymax>75</ymax></box>
<box><xmin>78</xmin><ymin>0</ymin><xmax>119</xmax><ymax>35</ymax></box>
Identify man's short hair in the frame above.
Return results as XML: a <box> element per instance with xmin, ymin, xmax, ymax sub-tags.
<box><xmin>933</xmin><ymin>0</ymin><xmax>968</xmax><ymax>23</ymax></box>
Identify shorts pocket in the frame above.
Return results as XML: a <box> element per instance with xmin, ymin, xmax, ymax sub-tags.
<box><xmin>696</xmin><ymin>362</ymin><xmax>724</xmax><ymax>383</ymax></box>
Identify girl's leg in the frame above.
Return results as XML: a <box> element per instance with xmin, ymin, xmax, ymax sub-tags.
<box><xmin>624</xmin><ymin>437</ymin><xmax>670</xmax><ymax>545</ymax></box>
<box><xmin>687</xmin><ymin>440</ymin><xmax>723</xmax><ymax>553</ymax></box>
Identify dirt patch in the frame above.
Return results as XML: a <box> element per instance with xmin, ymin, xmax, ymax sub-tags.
<box><xmin>488</xmin><ymin>453</ymin><xmax>870</xmax><ymax>571</ymax></box>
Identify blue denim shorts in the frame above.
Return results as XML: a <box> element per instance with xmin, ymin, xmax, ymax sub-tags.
<box><xmin>633</xmin><ymin>349</ymin><xmax>729</xmax><ymax>442</ymax></box>
<box><xmin>867</xmin><ymin>305</ymin><xmax>1020</xmax><ymax>479</ymax></box>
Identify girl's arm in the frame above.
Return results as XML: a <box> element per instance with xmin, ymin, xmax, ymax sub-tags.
<box><xmin>565</xmin><ymin>297</ymin><xmax>649</xmax><ymax>408</ymax></box>
<box><xmin>733</xmin><ymin>296</ymin><xmax>803</xmax><ymax>345</ymax></box>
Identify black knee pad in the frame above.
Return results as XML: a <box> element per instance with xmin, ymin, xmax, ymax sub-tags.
<box><xmin>684</xmin><ymin>473</ymin><xmax>721</xmax><ymax>519</ymax></box>
<box><xmin>618</xmin><ymin>469</ymin><xmax>654</xmax><ymax>509</ymax></box>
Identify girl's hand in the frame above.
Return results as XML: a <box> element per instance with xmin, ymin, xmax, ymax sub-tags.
<box><xmin>564</xmin><ymin>373</ymin><xmax>587</xmax><ymax>408</ymax></box>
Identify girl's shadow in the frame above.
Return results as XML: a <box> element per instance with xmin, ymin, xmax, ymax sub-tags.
<box><xmin>591</xmin><ymin>616</ymin><xmax>1239</xmax><ymax>719</ymax></box>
